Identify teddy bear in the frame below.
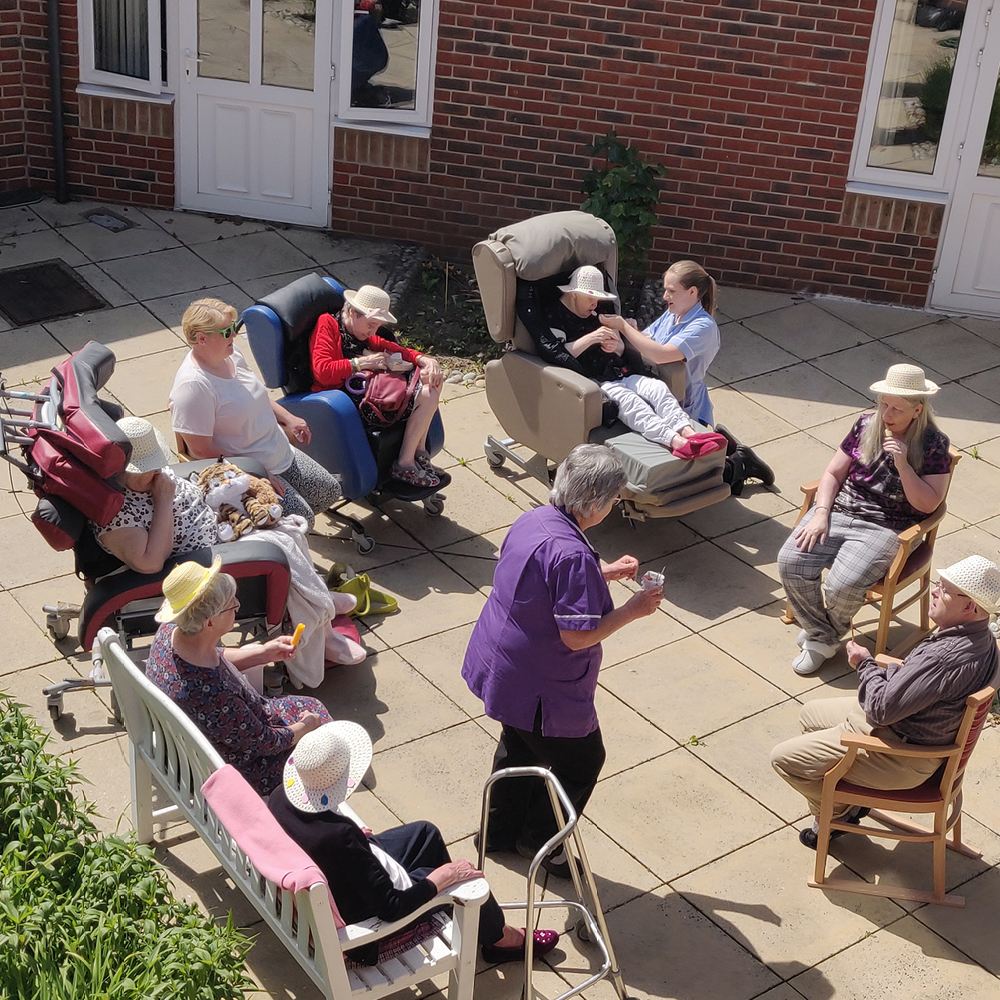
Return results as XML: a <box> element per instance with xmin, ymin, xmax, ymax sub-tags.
<box><xmin>191</xmin><ymin>461</ymin><xmax>283</xmax><ymax>542</ymax></box>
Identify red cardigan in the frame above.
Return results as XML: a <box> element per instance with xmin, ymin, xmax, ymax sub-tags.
<box><xmin>310</xmin><ymin>313</ymin><xmax>422</xmax><ymax>392</ymax></box>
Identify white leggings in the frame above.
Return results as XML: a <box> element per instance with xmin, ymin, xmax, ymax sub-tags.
<box><xmin>600</xmin><ymin>375</ymin><xmax>691</xmax><ymax>445</ymax></box>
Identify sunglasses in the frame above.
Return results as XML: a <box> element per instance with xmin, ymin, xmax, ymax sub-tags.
<box><xmin>205</xmin><ymin>320</ymin><xmax>242</xmax><ymax>340</ymax></box>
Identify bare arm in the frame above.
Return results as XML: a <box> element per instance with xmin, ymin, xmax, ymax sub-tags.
<box><xmin>792</xmin><ymin>448</ymin><xmax>852</xmax><ymax>552</ymax></box>
<box><xmin>603</xmin><ymin>314</ymin><xmax>686</xmax><ymax>364</ymax></box>
<box><xmin>180</xmin><ymin>432</ymin><xmax>222</xmax><ymax>461</ymax></box>
<box><xmin>271</xmin><ymin>399</ymin><xmax>310</xmax><ymax>445</ymax></box>
<box><xmin>883</xmin><ymin>436</ymin><xmax>949</xmax><ymax>513</ymax></box>
<box><xmin>100</xmin><ymin>473</ymin><xmax>176</xmax><ymax>574</ymax></box>
<box><xmin>559</xmin><ymin>586</ymin><xmax>662</xmax><ymax>650</ymax></box>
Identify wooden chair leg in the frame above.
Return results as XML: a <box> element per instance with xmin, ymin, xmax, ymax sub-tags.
<box><xmin>919</xmin><ymin>571</ymin><xmax>931</xmax><ymax>632</ymax></box>
<box><xmin>874</xmin><ymin>597</ymin><xmax>892</xmax><ymax>657</ymax></box>
<box><xmin>781</xmin><ymin>599</ymin><xmax>797</xmax><ymax>626</ymax></box>
<box><xmin>933</xmin><ymin>811</ymin><xmax>948</xmax><ymax>903</ymax></box>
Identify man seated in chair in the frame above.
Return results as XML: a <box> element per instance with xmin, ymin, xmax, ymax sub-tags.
<box><xmin>770</xmin><ymin>555</ymin><xmax>1000</xmax><ymax>850</ymax></box>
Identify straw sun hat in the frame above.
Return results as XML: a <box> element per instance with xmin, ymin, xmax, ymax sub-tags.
<box><xmin>154</xmin><ymin>555</ymin><xmax>223</xmax><ymax>623</ymax></box>
<box><xmin>938</xmin><ymin>555</ymin><xmax>1000</xmax><ymax>616</ymax></box>
<box><xmin>343</xmin><ymin>285</ymin><xmax>397</xmax><ymax>325</ymax></box>
<box><xmin>869</xmin><ymin>363</ymin><xmax>939</xmax><ymax>398</ymax></box>
<box><xmin>283</xmin><ymin>721</ymin><xmax>373</xmax><ymax>814</ymax></box>
<box><xmin>117</xmin><ymin>416</ymin><xmax>171</xmax><ymax>474</ymax></box>
<box><xmin>557</xmin><ymin>265</ymin><xmax>616</xmax><ymax>300</ymax></box>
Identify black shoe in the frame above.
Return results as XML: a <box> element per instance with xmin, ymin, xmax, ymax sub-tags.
<box><xmin>724</xmin><ymin>453</ymin><xmax>746</xmax><ymax>497</ymax></box>
<box><xmin>735</xmin><ymin>444</ymin><xmax>775</xmax><ymax>486</ymax></box>
<box><xmin>799</xmin><ymin>809</ymin><xmax>869</xmax><ymax>850</ymax></box>
<box><xmin>714</xmin><ymin>423</ymin><xmax>740</xmax><ymax>456</ymax></box>
<box><xmin>515</xmin><ymin>841</ymin><xmax>572</xmax><ymax>879</ymax></box>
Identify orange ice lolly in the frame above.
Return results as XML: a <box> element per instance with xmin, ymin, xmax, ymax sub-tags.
<box><xmin>291</xmin><ymin>623</ymin><xmax>306</xmax><ymax>647</ymax></box>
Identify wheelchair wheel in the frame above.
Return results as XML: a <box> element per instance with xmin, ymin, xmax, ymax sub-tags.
<box><xmin>485</xmin><ymin>444</ymin><xmax>506</xmax><ymax>468</ymax></box>
<box><xmin>354</xmin><ymin>531</ymin><xmax>376</xmax><ymax>555</ymax></box>
<box><xmin>423</xmin><ymin>495</ymin><xmax>445</xmax><ymax>516</ymax></box>
<box><xmin>46</xmin><ymin>614</ymin><xmax>71</xmax><ymax>641</ymax></box>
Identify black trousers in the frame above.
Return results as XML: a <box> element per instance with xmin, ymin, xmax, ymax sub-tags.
<box><xmin>373</xmin><ymin>820</ymin><xmax>505</xmax><ymax>945</ymax></box>
<box><xmin>486</xmin><ymin>709</ymin><xmax>606</xmax><ymax>853</ymax></box>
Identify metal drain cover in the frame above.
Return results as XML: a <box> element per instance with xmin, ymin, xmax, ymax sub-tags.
<box><xmin>83</xmin><ymin>208</ymin><xmax>136</xmax><ymax>233</ymax></box>
<box><xmin>0</xmin><ymin>259</ymin><xmax>107</xmax><ymax>325</ymax></box>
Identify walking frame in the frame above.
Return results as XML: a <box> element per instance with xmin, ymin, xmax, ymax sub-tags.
<box><xmin>478</xmin><ymin>767</ymin><xmax>631</xmax><ymax>1000</ymax></box>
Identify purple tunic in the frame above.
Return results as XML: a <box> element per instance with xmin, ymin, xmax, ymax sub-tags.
<box><xmin>834</xmin><ymin>414</ymin><xmax>951</xmax><ymax>531</ymax></box>
<box><xmin>462</xmin><ymin>505</ymin><xmax>614</xmax><ymax>739</ymax></box>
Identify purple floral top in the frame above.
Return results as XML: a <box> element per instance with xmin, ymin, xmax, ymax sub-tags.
<box><xmin>834</xmin><ymin>414</ymin><xmax>950</xmax><ymax>531</ymax></box>
<box><xmin>145</xmin><ymin>623</ymin><xmax>328</xmax><ymax>795</ymax></box>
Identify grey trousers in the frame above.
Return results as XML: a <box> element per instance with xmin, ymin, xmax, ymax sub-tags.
<box><xmin>777</xmin><ymin>509</ymin><xmax>901</xmax><ymax>646</ymax></box>
<box><xmin>770</xmin><ymin>696</ymin><xmax>943</xmax><ymax>817</ymax></box>
<box><xmin>600</xmin><ymin>374</ymin><xmax>690</xmax><ymax>445</ymax></box>
<box><xmin>275</xmin><ymin>447</ymin><xmax>343</xmax><ymax>531</ymax></box>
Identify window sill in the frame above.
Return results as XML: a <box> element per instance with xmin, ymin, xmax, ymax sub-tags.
<box><xmin>331</xmin><ymin>118</ymin><xmax>430</xmax><ymax>140</ymax></box>
<box><xmin>76</xmin><ymin>83</ymin><xmax>175</xmax><ymax>106</ymax></box>
<box><xmin>845</xmin><ymin>181</ymin><xmax>949</xmax><ymax>205</ymax></box>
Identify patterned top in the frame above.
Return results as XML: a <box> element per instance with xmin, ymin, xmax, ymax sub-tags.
<box><xmin>92</xmin><ymin>469</ymin><xmax>218</xmax><ymax>557</ymax></box>
<box><xmin>834</xmin><ymin>414</ymin><xmax>951</xmax><ymax>531</ymax></box>
<box><xmin>145</xmin><ymin>623</ymin><xmax>298</xmax><ymax>795</ymax></box>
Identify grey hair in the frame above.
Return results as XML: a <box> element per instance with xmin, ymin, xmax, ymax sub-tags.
<box><xmin>173</xmin><ymin>573</ymin><xmax>237</xmax><ymax>635</ymax></box>
<box><xmin>549</xmin><ymin>444</ymin><xmax>627</xmax><ymax>519</ymax></box>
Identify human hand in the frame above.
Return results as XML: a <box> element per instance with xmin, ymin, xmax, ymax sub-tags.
<box><xmin>845</xmin><ymin>639</ymin><xmax>870</xmax><ymax>670</ymax></box>
<box><xmin>882</xmin><ymin>434</ymin><xmax>908</xmax><ymax>469</ymax></box>
<box><xmin>283</xmin><ymin>413</ymin><xmax>311</xmax><ymax>445</ymax></box>
<box><xmin>625</xmin><ymin>585</ymin><xmax>662</xmax><ymax>619</ymax></box>
<box><xmin>357</xmin><ymin>352</ymin><xmax>388</xmax><ymax>372</ymax></box>
<box><xmin>603</xmin><ymin>555</ymin><xmax>639</xmax><ymax>582</ymax></box>
<box><xmin>793</xmin><ymin>511</ymin><xmax>829</xmax><ymax>552</ymax></box>
<box><xmin>361</xmin><ymin>825</ymin><xmax>373</xmax><ymax>837</ymax></box>
<box><xmin>427</xmin><ymin>858</ymin><xmax>484</xmax><ymax>892</ymax></box>
<box><xmin>264</xmin><ymin>634</ymin><xmax>298</xmax><ymax>661</ymax></box>
<box><xmin>567</xmin><ymin>330</ymin><xmax>607</xmax><ymax>356</ymax></box>
<box><xmin>150</xmin><ymin>470</ymin><xmax>176</xmax><ymax>506</ymax></box>
<box><xmin>419</xmin><ymin>356</ymin><xmax>443</xmax><ymax>390</ymax></box>
<box><xmin>598</xmin><ymin>326</ymin><xmax>622</xmax><ymax>353</ymax></box>
<box><xmin>267</xmin><ymin>473</ymin><xmax>286</xmax><ymax>498</ymax></box>
<box><xmin>297</xmin><ymin>710</ymin><xmax>323</xmax><ymax>733</ymax></box>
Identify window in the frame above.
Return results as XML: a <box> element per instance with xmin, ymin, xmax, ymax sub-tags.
<box><xmin>850</xmin><ymin>0</ymin><xmax>974</xmax><ymax>192</ymax></box>
<box><xmin>79</xmin><ymin>0</ymin><xmax>166</xmax><ymax>95</ymax></box>
<box><xmin>333</xmin><ymin>0</ymin><xmax>439</xmax><ymax>125</ymax></box>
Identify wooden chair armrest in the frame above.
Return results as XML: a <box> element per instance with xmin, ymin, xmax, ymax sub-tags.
<box><xmin>840</xmin><ymin>731</ymin><xmax>958</xmax><ymax>759</ymax></box>
<box><xmin>791</xmin><ymin>480</ymin><xmax>821</xmax><ymax>527</ymax></box>
<box><xmin>875</xmin><ymin>653</ymin><xmax>904</xmax><ymax>667</ymax></box>
<box><xmin>896</xmin><ymin>504</ymin><xmax>946</xmax><ymax>545</ymax></box>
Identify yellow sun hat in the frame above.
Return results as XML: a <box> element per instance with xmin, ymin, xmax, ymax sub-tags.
<box><xmin>154</xmin><ymin>556</ymin><xmax>223</xmax><ymax>623</ymax></box>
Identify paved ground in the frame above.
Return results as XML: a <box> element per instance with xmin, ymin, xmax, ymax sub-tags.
<box><xmin>3</xmin><ymin>197</ymin><xmax>1000</xmax><ymax>999</ymax></box>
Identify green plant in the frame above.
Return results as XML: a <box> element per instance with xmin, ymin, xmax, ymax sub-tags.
<box><xmin>0</xmin><ymin>694</ymin><xmax>252</xmax><ymax>999</ymax></box>
<box><xmin>581</xmin><ymin>130</ymin><xmax>667</xmax><ymax>282</ymax></box>
<box><xmin>919</xmin><ymin>57</ymin><xmax>955</xmax><ymax>143</ymax></box>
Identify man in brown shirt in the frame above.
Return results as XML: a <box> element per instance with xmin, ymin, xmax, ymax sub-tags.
<box><xmin>770</xmin><ymin>555</ymin><xmax>1000</xmax><ymax>849</ymax></box>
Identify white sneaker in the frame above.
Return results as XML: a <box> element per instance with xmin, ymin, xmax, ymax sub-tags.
<box><xmin>792</xmin><ymin>639</ymin><xmax>840</xmax><ymax>676</ymax></box>
<box><xmin>796</xmin><ymin>629</ymin><xmax>808</xmax><ymax>648</ymax></box>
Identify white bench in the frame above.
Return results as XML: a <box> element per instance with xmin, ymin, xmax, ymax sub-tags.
<box><xmin>98</xmin><ymin>627</ymin><xmax>487</xmax><ymax>1000</ymax></box>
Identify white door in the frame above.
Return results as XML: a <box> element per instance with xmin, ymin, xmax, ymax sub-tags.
<box><xmin>933</xmin><ymin>9</ymin><xmax>1000</xmax><ymax>314</ymax></box>
<box><xmin>177</xmin><ymin>0</ymin><xmax>332</xmax><ymax>226</ymax></box>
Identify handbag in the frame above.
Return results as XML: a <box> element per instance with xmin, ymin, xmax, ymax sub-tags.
<box><xmin>358</xmin><ymin>368</ymin><xmax>420</xmax><ymax>427</ymax></box>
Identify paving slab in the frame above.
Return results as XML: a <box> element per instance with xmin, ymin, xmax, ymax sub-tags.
<box><xmin>884</xmin><ymin>322</ymin><xmax>1000</xmax><ymax>381</ymax></box>
<box><xmin>716</xmin><ymin>286</ymin><xmax>799</xmax><ymax>320</ymax></box>
<box><xmin>191</xmin><ymin>229</ymin><xmax>317</xmax><ymax>283</ymax></box>
<box><xmin>395</xmin><ymin>622</ymin><xmax>483</xmax><ymax>719</ymax></box>
<box><xmin>709</xmin><ymin>321</ymin><xmax>799</xmax><ymax>385</ymax></box>
<box><xmin>813</xmin><ymin>298</ymin><xmax>937</xmax><ymax>338</ymax></box>
<box><xmin>812</xmin><ymin>339</ymin><xmax>946</xmax><ymax>394</ymax></box>
<box><xmin>0</xmin><ymin>324</ymin><xmax>69</xmax><ymax>387</ymax></box>
<box><xmin>143</xmin><ymin>208</ymin><xmax>271</xmax><ymax>244</ymax></box>
<box><xmin>743</xmin><ymin>301</ymin><xmax>873</xmax><ymax>361</ymax></box>
<box><xmin>100</xmin><ymin>245</ymin><xmax>229</xmax><ymax>300</ymax></box>
<box><xmin>45</xmin><ymin>302</ymin><xmax>185</xmax><ymax>360</ymax></box>
<box><xmin>58</xmin><ymin>218</ymin><xmax>182</xmax><ymax>261</ymax></box>
<box><xmin>708</xmin><ymin>384</ymin><xmax>799</xmax><ymax>447</ymax></box>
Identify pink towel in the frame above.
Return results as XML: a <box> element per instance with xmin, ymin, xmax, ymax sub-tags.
<box><xmin>672</xmin><ymin>431</ymin><xmax>727</xmax><ymax>460</ymax></box>
<box><xmin>202</xmin><ymin>764</ymin><xmax>346</xmax><ymax>928</ymax></box>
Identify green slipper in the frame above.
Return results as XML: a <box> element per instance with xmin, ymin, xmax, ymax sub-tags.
<box><xmin>333</xmin><ymin>574</ymin><xmax>371</xmax><ymax>617</ymax></box>
<box><xmin>366</xmin><ymin>585</ymin><xmax>398</xmax><ymax>615</ymax></box>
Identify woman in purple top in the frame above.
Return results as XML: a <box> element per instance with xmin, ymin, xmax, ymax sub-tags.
<box><xmin>778</xmin><ymin>364</ymin><xmax>952</xmax><ymax>676</ymax></box>
<box><xmin>462</xmin><ymin>444</ymin><xmax>663</xmax><ymax>877</ymax></box>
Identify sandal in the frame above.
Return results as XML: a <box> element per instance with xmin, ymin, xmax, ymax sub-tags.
<box><xmin>332</xmin><ymin>573</ymin><xmax>399</xmax><ymax>617</ymax></box>
<box><xmin>391</xmin><ymin>462</ymin><xmax>440</xmax><ymax>488</ymax></box>
<box><xmin>415</xmin><ymin>450</ymin><xmax>445</xmax><ymax>475</ymax></box>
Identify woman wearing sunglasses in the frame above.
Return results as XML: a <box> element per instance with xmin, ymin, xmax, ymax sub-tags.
<box><xmin>169</xmin><ymin>298</ymin><xmax>343</xmax><ymax>528</ymax></box>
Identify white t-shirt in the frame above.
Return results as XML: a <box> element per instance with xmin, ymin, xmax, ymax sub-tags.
<box><xmin>169</xmin><ymin>349</ymin><xmax>293</xmax><ymax>475</ymax></box>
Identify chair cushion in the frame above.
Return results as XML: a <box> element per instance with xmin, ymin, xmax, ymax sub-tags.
<box><xmin>489</xmin><ymin>210</ymin><xmax>617</xmax><ymax>281</ymax></box>
<box><xmin>837</xmin><ymin>776</ymin><xmax>944</xmax><ymax>804</ymax></box>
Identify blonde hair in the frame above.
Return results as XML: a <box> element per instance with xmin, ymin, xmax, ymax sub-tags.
<box><xmin>181</xmin><ymin>298</ymin><xmax>237</xmax><ymax>346</ymax></box>
<box><xmin>665</xmin><ymin>260</ymin><xmax>717</xmax><ymax>316</ymax></box>
<box><xmin>858</xmin><ymin>396</ymin><xmax>936</xmax><ymax>468</ymax></box>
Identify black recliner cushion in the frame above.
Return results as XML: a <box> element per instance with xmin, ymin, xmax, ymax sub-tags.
<box><xmin>257</xmin><ymin>273</ymin><xmax>345</xmax><ymax>395</ymax></box>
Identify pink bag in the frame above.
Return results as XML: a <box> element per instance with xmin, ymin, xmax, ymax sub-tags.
<box><xmin>358</xmin><ymin>369</ymin><xmax>420</xmax><ymax>427</ymax></box>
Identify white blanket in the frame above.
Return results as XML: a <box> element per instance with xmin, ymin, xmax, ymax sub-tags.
<box><xmin>235</xmin><ymin>515</ymin><xmax>335</xmax><ymax>689</ymax></box>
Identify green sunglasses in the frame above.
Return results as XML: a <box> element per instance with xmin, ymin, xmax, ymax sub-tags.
<box><xmin>205</xmin><ymin>320</ymin><xmax>242</xmax><ymax>339</ymax></box>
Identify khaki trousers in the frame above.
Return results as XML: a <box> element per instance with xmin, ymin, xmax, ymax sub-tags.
<box><xmin>769</xmin><ymin>696</ymin><xmax>944</xmax><ymax>817</ymax></box>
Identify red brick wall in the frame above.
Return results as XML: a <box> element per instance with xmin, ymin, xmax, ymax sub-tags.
<box><xmin>2</xmin><ymin>0</ymin><xmax>173</xmax><ymax>208</ymax></box>
<box><xmin>334</xmin><ymin>0</ymin><xmax>939</xmax><ymax>306</ymax></box>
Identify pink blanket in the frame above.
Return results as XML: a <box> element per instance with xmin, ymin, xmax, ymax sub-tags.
<box><xmin>202</xmin><ymin>764</ymin><xmax>345</xmax><ymax>928</ymax></box>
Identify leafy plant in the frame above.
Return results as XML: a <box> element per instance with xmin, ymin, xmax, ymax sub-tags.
<box><xmin>920</xmin><ymin>57</ymin><xmax>1000</xmax><ymax>163</ymax></box>
<box><xmin>0</xmin><ymin>694</ymin><xmax>253</xmax><ymax>999</ymax></box>
<box><xmin>581</xmin><ymin>130</ymin><xmax>668</xmax><ymax>282</ymax></box>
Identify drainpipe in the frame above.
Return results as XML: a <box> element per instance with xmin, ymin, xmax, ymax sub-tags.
<box><xmin>47</xmin><ymin>0</ymin><xmax>69</xmax><ymax>203</ymax></box>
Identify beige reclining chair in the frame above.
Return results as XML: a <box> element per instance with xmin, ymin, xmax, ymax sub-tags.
<box><xmin>473</xmin><ymin>210</ymin><xmax>731</xmax><ymax>519</ymax></box>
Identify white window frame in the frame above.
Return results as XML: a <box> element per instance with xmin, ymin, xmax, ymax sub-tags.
<box><xmin>848</xmin><ymin>0</ymin><xmax>982</xmax><ymax>195</ymax></box>
<box><xmin>333</xmin><ymin>0</ymin><xmax>439</xmax><ymax>126</ymax></box>
<box><xmin>78</xmin><ymin>0</ymin><xmax>164</xmax><ymax>95</ymax></box>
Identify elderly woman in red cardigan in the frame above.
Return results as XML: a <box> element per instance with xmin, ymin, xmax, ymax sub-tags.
<box><xmin>310</xmin><ymin>285</ymin><xmax>444</xmax><ymax>488</ymax></box>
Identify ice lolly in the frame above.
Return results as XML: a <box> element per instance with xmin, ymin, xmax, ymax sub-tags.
<box><xmin>290</xmin><ymin>623</ymin><xmax>306</xmax><ymax>647</ymax></box>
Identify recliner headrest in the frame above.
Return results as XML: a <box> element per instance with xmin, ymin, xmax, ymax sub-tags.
<box><xmin>257</xmin><ymin>273</ymin><xmax>345</xmax><ymax>344</ymax></box>
<box><xmin>488</xmin><ymin>211</ymin><xmax>618</xmax><ymax>281</ymax></box>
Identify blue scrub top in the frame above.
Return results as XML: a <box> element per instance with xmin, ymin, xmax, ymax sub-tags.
<box><xmin>644</xmin><ymin>303</ymin><xmax>720</xmax><ymax>426</ymax></box>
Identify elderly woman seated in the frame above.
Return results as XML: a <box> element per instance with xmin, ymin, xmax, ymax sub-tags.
<box><xmin>777</xmin><ymin>364</ymin><xmax>951</xmax><ymax>675</ymax></box>
<box><xmin>91</xmin><ymin>416</ymin><xmax>365</xmax><ymax>669</ymax></box>
<box><xmin>269</xmin><ymin>721</ymin><xmax>560</xmax><ymax>966</ymax></box>
<box><xmin>309</xmin><ymin>284</ymin><xmax>445</xmax><ymax>488</ymax></box>
<box><xmin>146</xmin><ymin>559</ymin><xmax>332</xmax><ymax>796</ymax></box>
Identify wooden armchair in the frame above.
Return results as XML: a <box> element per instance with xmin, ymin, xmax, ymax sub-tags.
<box><xmin>809</xmin><ymin>666</ymin><xmax>996</xmax><ymax>908</ymax></box>
<box><xmin>781</xmin><ymin>447</ymin><xmax>961</xmax><ymax>657</ymax></box>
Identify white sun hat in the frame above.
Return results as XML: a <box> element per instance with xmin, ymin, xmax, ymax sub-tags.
<box><xmin>117</xmin><ymin>416</ymin><xmax>171</xmax><ymax>474</ymax></box>
<box><xmin>869</xmin><ymin>363</ymin><xmax>939</xmax><ymax>398</ymax></box>
<box><xmin>343</xmin><ymin>285</ymin><xmax>397</xmax><ymax>325</ymax></box>
<box><xmin>557</xmin><ymin>265</ymin><xmax>616</xmax><ymax>300</ymax></box>
<box><xmin>282</xmin><ymin>721</ymin><xmax>373</xmax><ymax>814</ymax></box>
<box><xmin>938</xmin><ymin>555</ymin><xmax>1000</xmax><ymax>615</ymax></box>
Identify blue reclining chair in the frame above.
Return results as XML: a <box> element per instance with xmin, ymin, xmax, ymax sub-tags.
<box><xmin>241</xmin><ymin>273</ymin><xmax>447</xmax><ymax>553</ymax></box>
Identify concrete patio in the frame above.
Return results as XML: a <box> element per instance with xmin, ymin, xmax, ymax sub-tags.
<box><xmin>3</xmin><ymin>197</ymin><xmax>1000</xmax><ymax>999</ymax></box>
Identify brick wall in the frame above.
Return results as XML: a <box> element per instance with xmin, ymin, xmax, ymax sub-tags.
<box><xmin>2</xmin><ymin>0</ymin><xmax>173</xmax><ymax>209</ymax></box>
<box><xmin>334</xmin><ymin>0</ymin><xmax>939</xmax><ymax>306</ymax></box>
